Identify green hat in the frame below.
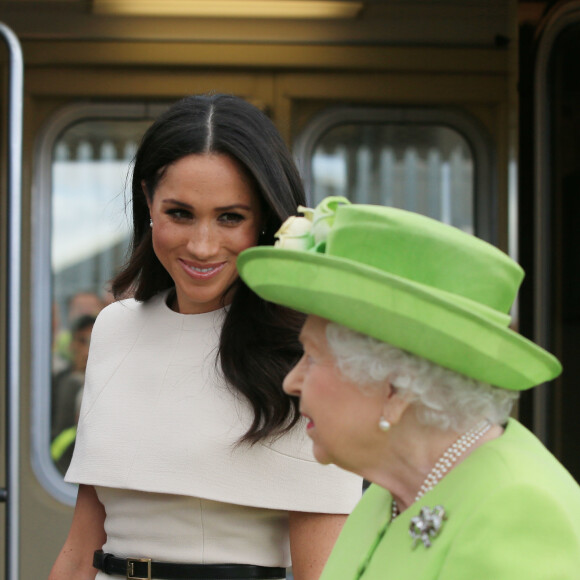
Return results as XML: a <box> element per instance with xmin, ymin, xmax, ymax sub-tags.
<box><xmin>237</xmin><ymin>197</ymin><xmax>562</xmax><ymax>390</ymax></box>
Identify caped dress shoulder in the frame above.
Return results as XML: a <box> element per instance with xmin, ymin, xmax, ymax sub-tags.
<box><xmin>66</xmin><ymin>292</ymin><xmax>362</xmax><ymax>574</ymax></box>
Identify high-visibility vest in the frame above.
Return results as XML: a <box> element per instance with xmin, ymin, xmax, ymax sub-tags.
<box><xmin>51</xmin><ymin>426</ymin><xmax>77</xmax><ymax>461</ymax></box>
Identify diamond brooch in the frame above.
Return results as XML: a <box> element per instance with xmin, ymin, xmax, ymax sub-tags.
<box><xmin>409</xmin><ymin>505</ymin><xmax>447</xmax><ymax>549</ymax></box>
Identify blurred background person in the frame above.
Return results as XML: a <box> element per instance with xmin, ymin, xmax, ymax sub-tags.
<box><xmin>51</xmin><ymin>314</ymin><xmax>95</xmax><ymax>443</ymax></box>
<box><xmin>51</xmin><ymin>387</ymin><xmax>84</xmax><ymax>476</ymax></box>
<box><xmin>53</xmin><ymin>290</ymin><xmax>104</xmax><ymax>366</ymax></box>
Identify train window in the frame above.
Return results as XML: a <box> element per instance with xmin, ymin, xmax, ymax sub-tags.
<box><xmin>31</xmin><ymin>103</ymin><xmax>167</xmax><ymax>504</ymax></box>
<box><xmin>310</xmin><ymin>124</ymin><xmax>473</xmax><ymax>232</ymax></box>
<box><xmin>294</xmin><ymin>106</ymin><xmax>496</xmax><ymax>239</ymax></box>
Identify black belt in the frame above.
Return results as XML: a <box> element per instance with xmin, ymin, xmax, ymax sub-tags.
<box><xmin>93</xmin><ymin>550</ymin><xmax>286</xmax><ymax>580</ymax></box>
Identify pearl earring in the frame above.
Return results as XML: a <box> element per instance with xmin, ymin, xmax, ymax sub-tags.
<box><xmin>149</xmin><ymin>219</ymin><xmax>153</xmax><ymax>227</ymax></box>
<box><xmin>378</xmin><ymin>416</ymin><xmax>391</xmax><ymax>432</ymax></box>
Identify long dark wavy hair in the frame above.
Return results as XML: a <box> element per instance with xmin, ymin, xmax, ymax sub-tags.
<box><xmin>112</xmin><ymin>93</ymin><xmax>306</xmax><ymax>444</ymax></box>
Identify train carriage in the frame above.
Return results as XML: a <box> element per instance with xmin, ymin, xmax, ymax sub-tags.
<box><xmin>0</xmin><ymin>1</ymin><xmax>578</xmax><ymax>577</ymax></box>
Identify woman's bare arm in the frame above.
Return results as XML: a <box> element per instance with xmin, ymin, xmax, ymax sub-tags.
<box><xmin>288</xmin><ymin>511</ymin><xmax>347</xmax><ymax>580</ymax></box>
<box><xmin>48</xmin><ymin>484</ymin><xmax>106</xmax><ymax>580</ymax></box>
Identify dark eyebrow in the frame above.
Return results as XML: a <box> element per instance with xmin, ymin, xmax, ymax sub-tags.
<box><xmin>216</xmin><ymin>204</ymin><xmax>252</xmax><ymax>212</ymax></box>
<box><xmin>160</xmin><ymin>200</ymin><xmax>252</xmax><ymax>212</ymax></box>
<box><xmin>161</xmin><ymin>199</ymin><xmax>192</xmax><ymax>209</ymax></box>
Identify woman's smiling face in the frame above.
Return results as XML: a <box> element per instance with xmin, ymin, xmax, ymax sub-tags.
<box><xmin>147</xmin><ymin>153</ymin><xmax>263</xmax><ymax>314</ymax></box>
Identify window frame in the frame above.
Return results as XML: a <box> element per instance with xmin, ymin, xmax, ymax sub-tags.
<box><xmin>31</xmin><ymin>102</ymin><xmax>167</xmax><ymax>505</ymax></box>
<box><xmin>293</xmin><ymin>106</ymin><xmax>497</xmax><ymax>243</ymax></box>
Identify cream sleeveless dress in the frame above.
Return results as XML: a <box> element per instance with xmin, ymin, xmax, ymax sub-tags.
<box><xmin>66</xmin><ymin>292</ymin><xmax>362</xmax><ymax>578</ymax></box>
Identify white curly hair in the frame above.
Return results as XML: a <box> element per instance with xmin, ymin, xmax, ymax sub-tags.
<box><xmin>326</xmin><ymin>322</ymin><xmax>518</xmax><ymax>432</ymax></box>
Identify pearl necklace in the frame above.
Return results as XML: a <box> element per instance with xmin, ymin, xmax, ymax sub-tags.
<box><xmin>391</xmin><ymin>421</ymin><xmax>491</xmax><ymax>520</ymax></box>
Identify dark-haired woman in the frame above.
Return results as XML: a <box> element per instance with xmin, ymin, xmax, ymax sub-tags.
<box><xmin>49</xmin><ymin>94</ymin><xmax>361</xmax><ymax>580</ymax></box>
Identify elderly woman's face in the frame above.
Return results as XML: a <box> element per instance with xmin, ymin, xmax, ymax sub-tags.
<box><xmin>284</xmin><ymin>315</ymin><xmax>386</xmax><ymax>469</ymax></box>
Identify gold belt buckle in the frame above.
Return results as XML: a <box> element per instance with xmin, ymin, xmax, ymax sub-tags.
<box><xmin>126</xmin><ymin>557</ymin><xmax>152</xmax><ymax>580</ymax></box>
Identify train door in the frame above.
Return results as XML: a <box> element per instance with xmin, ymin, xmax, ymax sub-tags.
<box><xmin>518</xmin><ymin>1</ymin><xmax>580</xmax><ymax>483</ymax></box>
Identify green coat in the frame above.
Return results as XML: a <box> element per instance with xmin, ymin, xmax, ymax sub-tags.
<box><xmin>320</xmin><ymin>419</ymin><xmax>580</xmax><ymax>579</ymax></box>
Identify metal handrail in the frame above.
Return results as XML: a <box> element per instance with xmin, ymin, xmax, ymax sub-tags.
<box><xmin>0</xmin><ymin>21</ymin><xmax>23</xmax><ymax>580</ymax></box>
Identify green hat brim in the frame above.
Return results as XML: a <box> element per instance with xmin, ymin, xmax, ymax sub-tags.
<box><xmin>238</xmin><ymin>247</ymin><xmax>562</xmax><ymax>391</ymax></box>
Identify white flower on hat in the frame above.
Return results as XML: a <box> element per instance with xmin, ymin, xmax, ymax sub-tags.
<box><xmin>274</xmin><ymin>196</ymin><xmax>350</xmax><ymax>251</ymax></box>
<box><xmin>274</xmin><ymin>214</ymin><xmax>314</xmax><ymax>249</ymax></box>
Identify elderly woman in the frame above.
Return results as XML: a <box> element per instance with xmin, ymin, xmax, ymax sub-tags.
<box><xmin>237</xmin><ymin>197</ymin><xmax>580</xmax><ymax>579</ymax></box>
